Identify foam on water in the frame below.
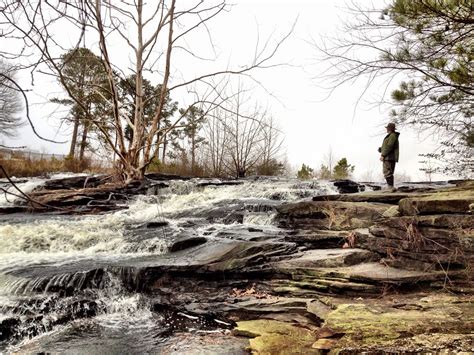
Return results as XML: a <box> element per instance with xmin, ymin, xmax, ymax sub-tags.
<box><xmin>242</xmin><ymin>212</ymin><xmax>276</xmax><ymax>226</ymax></box>
<box><xmin>0</xmin><ymin>173</ymin><xmax>88</xmax><ymax>207</ymax></box>
<box><xmin>127</xmin><ymin>178</ymin><xmax>338</xmax><ymax>218</ymax></box>
<box><xmin>0</xmin><ymin>179</ymin><xmax>45</xmax><ymax>207</ymax></box>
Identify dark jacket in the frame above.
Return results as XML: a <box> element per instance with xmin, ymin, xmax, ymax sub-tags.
<box><xmin>379</xmin><ymin>132</ymin><xmax>400</xmax><ymax>162</ymax></box>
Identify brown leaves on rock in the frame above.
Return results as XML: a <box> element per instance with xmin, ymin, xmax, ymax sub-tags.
<box><xmin>231</xmin><ymin>284</ymin><xmax>270</xmax><ymax>299</ymax></box>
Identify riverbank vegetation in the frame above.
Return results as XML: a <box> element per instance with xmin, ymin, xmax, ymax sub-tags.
<box><xmin>0</xmin><ymin>152</ymin><xmax>108</xmax><ymax>178</ymax></box>
<box><xmin>297</xmin><ymin>157</ymin><xmax>355</xmax><ymax>180</ymax></box>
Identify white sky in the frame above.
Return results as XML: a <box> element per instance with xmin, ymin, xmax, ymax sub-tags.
<box><xmin>3</xmin><ymin>0</ymin><xmax>454</xmax><ymax>181</ymax></box>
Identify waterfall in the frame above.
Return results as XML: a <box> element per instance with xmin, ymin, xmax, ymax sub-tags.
<box><xmin>0</xmin><ymin>176</ymin><xmax>338</xmax><ymax>351</ymax></box>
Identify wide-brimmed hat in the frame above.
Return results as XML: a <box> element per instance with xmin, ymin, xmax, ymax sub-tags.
<box><xmin>385</xmin><ymin>122</ymin><xmax>396</xmax><ymax>130</ymax></box>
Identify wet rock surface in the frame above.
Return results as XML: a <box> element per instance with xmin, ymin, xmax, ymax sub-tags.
<box><xmin>332</xmin><ymin>179</ymin><xmax>366</xmax><ymax>194</ymax></box>
<box><xmin>1</xmin><ymin>177</ymin><xmax>473</xmax><ymax>353</ymax></box>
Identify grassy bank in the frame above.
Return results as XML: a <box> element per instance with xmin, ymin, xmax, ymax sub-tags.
<box><xmin>0</xmin><ymin>153</ymin><xmax>109</xmax><ymax>178</ymax></box>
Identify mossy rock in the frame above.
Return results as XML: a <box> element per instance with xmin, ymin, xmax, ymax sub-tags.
<box><xmin>382</xmin><ymin>205</ymin><xmax>400</xmax><ymax>218</ymax></box>
<box><xmin>324</xmin><ymin>295</ymin><xmax>474</xmax><ymax>350</ymax></box>
<box><xmin>234</xmin><ymin>319</ymin><xmax>319</xmax><ymax>354</ymax></box>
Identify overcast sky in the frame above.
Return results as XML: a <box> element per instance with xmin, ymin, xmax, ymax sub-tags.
<box><xmin>3</xmin><ymin>0</ymin><xmax>452</xmax><ymax>181</ymax></box>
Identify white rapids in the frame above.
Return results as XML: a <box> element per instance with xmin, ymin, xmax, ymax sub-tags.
<box><xmin>0</xmin><ymin>178</ymin><xmax>337</xmax><ymax>258</ymax></box>
<box><xmin>0</xmin><ymin>176</ymin><xmax>339</xmax><ymax>297</ymax></box>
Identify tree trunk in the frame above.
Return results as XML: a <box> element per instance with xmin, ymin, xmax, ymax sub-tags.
<box><xmin>79</xmin><ymin>120</ymin><xmax>89</xmax><ymax>161</ymax></box>
<box><xmin>162</xmin><ymin>135</ymin><xmax>167</xmax><ymax>164</ymax></box>
<box><xmin>191</xmin><ymin>133</ymin><xmax>196</xmax><ymax>173</ymax></box>
<box><xmin>69</xmin><ymin>114</ymin><xmax>79</xmax><ymax>158</ymax></box>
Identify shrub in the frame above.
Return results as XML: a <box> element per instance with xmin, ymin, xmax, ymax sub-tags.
<box><xmin>297</xmin><ymin>164</ymin><xmax>314</xmax><ymax>180</ymax></box>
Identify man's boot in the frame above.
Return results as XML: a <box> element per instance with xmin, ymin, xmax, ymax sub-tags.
<box><xmin>386</xmin><ymin>176</ymin><xmax>396</xmax><ymax>192</ymax></box>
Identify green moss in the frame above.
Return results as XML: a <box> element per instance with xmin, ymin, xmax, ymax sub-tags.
<box><xmin>325</xmin><ymin>304</ymin><xmax>409</xmax><ymax>344</ymax></box>
<box><xmin>324</xmin><ymin>297</ymin><xmax>473</xmax><ymax>349</ymax></box>
<box><xmin>234</xmin><ymin>319</ymin><xmax>319</xmax><ymax>354</ymax></box>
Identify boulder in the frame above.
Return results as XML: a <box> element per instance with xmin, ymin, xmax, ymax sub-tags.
<box><xmin>0</xmin><ymin>317</ymin><xmax>20</xmax><ymax>342</ymax></box>
<box><xmin>146</xmin><ymin>221</ymin><xmax>169</xmax><ymax>228</ymax></box>
<box><xmin>332</xmin><ymin>180</ymin><xmax>365</xmax><ymax>194</ymax></box>
<box><xmin>169</xmin><ymin>236</ymin><xmax>207</xmax><ymax>252</ymax></box>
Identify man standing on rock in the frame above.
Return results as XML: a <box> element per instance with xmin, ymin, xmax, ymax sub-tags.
<box><xmin>379</xmin><ymin>122</ymin><xmax>400</xmax><ymax>191</ymax></box>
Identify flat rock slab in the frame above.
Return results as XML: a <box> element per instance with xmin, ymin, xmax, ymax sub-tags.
<box><xmin>312</xmin><ymin>191</ymin><xmax>431</xmax><ymax>204</ymax></box>
<box><xmin>312</xmin><ymin>184</ymin><xmax>474</xmax><ymax>207</ymax></box>
<box><xmin>399</xmin><ymin>190</ymin><xmax>474</xmax><ymax>215</ymax></box>
<box><xmin>277</xmin><ymin>262</ymin><xmax>458</xmax><ymax>284</ymax></box>
<box><xmin>270</xmin><ymin>260</ymin><xmax>456</xmax><ymax>296</ymax></box>
<box><xmin>375</xmin><ymin>214</ymin><xmax>474</xmax><ymax>229</ymax></box>
<box><xmin>324</xmin><ymin>294</ymin><xmax>474</xmax><ymax>352</ymax></box>
<box><xmin>233</xmin><ymin>319</ymin><xmax>320</xmax><ymax>355</ymax></box>
<box><xmin>276</xmin><ymin>201</ymin><xmax>388</xmax><ymax>230</ymax></box>
<box><xmin>273</xmin><ymin>249</ymin><xmax>378</xmax><ymax>269</ymax></box>
<box><xmin>322</xmin><ymin>262</ymin><xmax>456</xmax><ymax>283</ymax></box>
<box><xmin>185</xmin><ymin>297</ymin><xmax>326</xmax><ymax>326</ymax></box>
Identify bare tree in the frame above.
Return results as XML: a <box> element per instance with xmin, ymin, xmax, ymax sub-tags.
<box><xmin>224</xmin><ymin>87</ymin><xmax>266</xmax><ymax>178</ymax></box>
<box><xmin>204</xmin><ymin>107</ymin><xmax>230</xmax><ymax>177</ymax></box>
<box><xmin>1</xmin><ymin>1</ymin><xmax>294</xmax><ymax>182</ymax></box>
<box><xmin>323</xmin><ymin>146</ymin><xmax>336</xmax><ymax>176</ymax></box>
<box><xmin>0</xmin><ymin>60</ymin><xmax>23</xmax><ymax>138</ymax></box>
<box><xmin>257</xmin><ymin>115</ymin><xmax>285</xmax><ymax>175</ymax></box>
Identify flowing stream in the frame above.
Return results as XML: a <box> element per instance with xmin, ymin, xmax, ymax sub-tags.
<box><xmin>0</xmin><ymin>177</ymin><xmax>339</xmax><ymax>353</ymax></box>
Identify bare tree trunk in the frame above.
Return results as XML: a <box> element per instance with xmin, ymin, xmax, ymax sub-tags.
<box><xmin>141</xmin><ymin>0</ymin><xmax>176</xmax><ymax>175</ymax></box>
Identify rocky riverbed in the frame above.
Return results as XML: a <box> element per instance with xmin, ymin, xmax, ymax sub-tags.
<box><xmin>0</xmin><ymin>176</ymin><xmax>473</xmax><ymax>353</ymax></box>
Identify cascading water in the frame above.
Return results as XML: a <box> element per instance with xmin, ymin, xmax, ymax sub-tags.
<box><xmin>0</xmin><ymin>176</ymin><xmax>338</xmax><ymax>352</ymax></box>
